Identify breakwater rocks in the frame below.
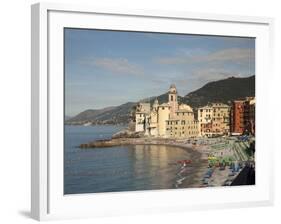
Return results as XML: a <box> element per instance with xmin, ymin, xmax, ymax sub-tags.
<box><xmin>80</xmin><ymin>138</ymin><xmax>134</xmax><ymax>148</ymax></box>
<box><xmin>79</xmin><ymin>129</ymin><xmax>147</xmax><ymax>148</ymax></box>
<box><xmin>112</xmin><ymin>130</ymin><xmax>144</xmax><ymax>139</ymax></box>
<box><xmin>79</xmin><ymin>137</ymin><xmax>190</xmax><ymax>149</ymax></box>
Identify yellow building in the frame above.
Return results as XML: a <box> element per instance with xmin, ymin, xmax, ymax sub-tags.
<box><xmin>197</xmin><ymin>105</ymin><xmax>213</xmax><ymax>136</ymax></box>
<box><xmin>166</xmin><ymin>104</ymin><xmax>199</xmax><ymax>138</ymax></box>
<box><xmin>197</xmin><ymin>103</ymin><xmax>230</xmax><ymax>137</ymax></box>
<box><xmin>157</xmin><ymin>103</ymin><xmax>170</xmax><ymax>137</ymax></box>
<box><xmin>212</xmin><ymin>103</ymin><xmax>230</xmax><ymax>135</ymax></box>
<box><xmin>135</xmin><ymin>84</ymin><xmax>199</xmax><ymax>139</ymax></box>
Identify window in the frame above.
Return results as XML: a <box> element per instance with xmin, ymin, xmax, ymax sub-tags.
<box><xmin>171</xmin><ymin>95</ymin><xmax>173</xmax><ymax>101</ymax></box>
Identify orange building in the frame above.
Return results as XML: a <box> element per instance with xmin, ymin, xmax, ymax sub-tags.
<box><xmin>230</xmin><ymin>97</ymin><xmax>255</xmax><ymax>135</ymax></box>
<box><xmin>231</xmin><ymin>100</ymin><xmax>245</xmax><ymax>134</ymax></box>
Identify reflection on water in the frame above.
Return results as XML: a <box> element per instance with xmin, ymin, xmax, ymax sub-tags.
<box><xmin>64</xmin><ymin>125</ymin><xmax>195</xmax><ymax>194</ymax></box>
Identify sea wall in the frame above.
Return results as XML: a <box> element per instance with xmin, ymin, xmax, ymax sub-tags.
<box><xmin>80</xmin><ymin>137</ymin><xmax>194</xmax><ymax>149</ymax></box>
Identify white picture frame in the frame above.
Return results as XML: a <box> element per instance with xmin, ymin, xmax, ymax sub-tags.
<box><xmin>31</xmin><ymin>2</ymin><xmax>274</xmax><ymax>221</ymax></box>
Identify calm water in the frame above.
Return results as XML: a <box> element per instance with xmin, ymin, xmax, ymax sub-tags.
<box><xmin>64</xmin><ymin>125</ymin><xmax>196</xmax><ymax>194</ymax></box>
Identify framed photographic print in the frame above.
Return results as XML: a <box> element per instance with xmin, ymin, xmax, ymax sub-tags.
<box><xmin>31</xmin><ymin>2</ymin><xmax>274</xmax><ymax>221</ymax></box>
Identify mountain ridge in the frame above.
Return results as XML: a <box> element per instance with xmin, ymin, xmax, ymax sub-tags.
<box><xmin>183</xmin><ymin>75</ymin><xmax>255</xmax><ymax>108</ymax></box>
<box><xmin>65</xmin><ymin>75</ymin><xmax>255</xmax><ymax>125</ymax></box>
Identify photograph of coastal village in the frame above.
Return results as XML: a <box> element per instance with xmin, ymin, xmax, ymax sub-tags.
<box><xmin>64</xmin><ymin>28</ymin><xmax>255</xmax><ymax>194</ymax></box>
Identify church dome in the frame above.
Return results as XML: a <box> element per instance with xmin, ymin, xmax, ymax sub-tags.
<box><xmin>178</xmin><ymin>104</ymin><xmax>193</xmax><ymax>112</ymax></box>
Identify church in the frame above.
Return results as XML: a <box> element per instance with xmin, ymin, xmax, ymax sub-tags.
<box><xmin>135</xmin><ymin>84</ymin><xmax>199</xmax><ymax>138</ymax></box>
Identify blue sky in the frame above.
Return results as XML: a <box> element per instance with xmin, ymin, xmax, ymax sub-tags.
<box><xmin>65</xmin><ymin>28</ymin><xmax>255</xmax><ymax>116</ymax></box>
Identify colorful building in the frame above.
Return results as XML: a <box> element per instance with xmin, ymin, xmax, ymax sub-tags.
<box><xmin>212</xmin><ymin>103</ymin><xmax>231</xmax><ymax>136</ymax></box>
<box><xmin>197</xmin><ymin>105</ymin><xmax>213</xmax><ymax>137</ymax></box>
<box><xmin>230</xmin><ymin>97</ymin><xmax>255</xmax><ymax>135</ymax></box>
<box><xmin>197</xmin><ymin>103</ymin><xmax>230</xmax><ymax>137</ymax></box>
<box><xmin>230</xmin><ymin>100</ymin><xmax>244</xmax><ymax>134</ymax></box>
<box><xmin>135</xmin><ymin>85</ymin><xmax>254</xmax><ymax>138</ymax></box>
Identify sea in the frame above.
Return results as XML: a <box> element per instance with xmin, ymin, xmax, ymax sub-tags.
<box><xmin>64</xmin><ymin>125</ymin><xmax>197</xmax><ymax>194</ymax></box>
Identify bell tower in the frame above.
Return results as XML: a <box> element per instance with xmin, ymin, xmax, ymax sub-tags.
<box><xmin>168</xmin><ymin>84</ymin><xmax>178</xmax><ymax>118</ymax></box>
<box><xmin>152</xmin><ymin>98</ymin><xmax>159</xmax><ymax>111</ymax></box>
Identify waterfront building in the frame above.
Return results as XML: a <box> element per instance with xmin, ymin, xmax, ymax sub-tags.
<box><xmin>166</xmin><ymin>104</ymin><xmax>199</xmax><ymax>138</ymax></box>
<box><xmin>135</xmin><ymin>85</ymin><xmax>199</xmax><ymax>138</ymax></box>
<box><xmin>135</xmin><ymin>103</ymin><xmax>150</xmax><ymax>132</ymax></box>
<box><xmin>147</xmin><ymin>99</ymin><xmax>159</xmax><ymax>136</ymax></box>
<box><xmin>157</xmin><ymin>103</ymin><xmax>170</xmax><ymax>137</ymax></box>
<box><xmin>230</xmin><ymin>97</ymin><xmax>255</xmax><ymax>135</ymax></box>
<box><xmin>212</xmin><ymin>103</ymin><xmax>231</xmax><ymax>136</ymax></box>
<box><xmin>243</xmin><ymin>97</ymin><xmax>255</xmax><ymax>135</ymax></box>
<box><xmin>197</xmin><ymin>103</ymin><xmax>230</xmax><ymax>137</ymax></box>
<box><xmin>197</xmin><ymin>105</ymin><xmax>213</xmax><ymax>137</ymax></box>
<box><xmin>249</xmin><ymin>98</ymin><xmax>255</xmax><ymax>135</ymax></box>
<box><xmin>230</xmin><ymin>100</ymin><xmax>244</xmax><ymax>134</ymax></box>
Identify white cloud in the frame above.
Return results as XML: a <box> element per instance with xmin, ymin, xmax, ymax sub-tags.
<box><xmin>155</xmin><ymin>48</ymin><xmax>254</xmax><ymax>65</ymax></box>
<box><xmin>81</xmin><ymin>57</ymin><xmax>143</xmax><ymax>76</ymax></box>
<box><xmin>155</xmin><ymin>57</ymin><xmax>186</xmax><ymax>64</ymax></box>
<box><xmin>197</xmin><ymin>48</ymin><xmax>254</xmax><ymax>62</ymax></box>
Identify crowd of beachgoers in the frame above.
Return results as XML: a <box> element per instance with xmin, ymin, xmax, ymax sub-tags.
<box><xmin>173</xmin><ymin>136</ymin><xmax>255</xmax><ymax>188</ymax></box>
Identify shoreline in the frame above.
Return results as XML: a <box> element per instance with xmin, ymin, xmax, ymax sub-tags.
<box><xmin>79</xmin><ymin>137</ymin><xmax>210</xmax><ymax>162</ymax></box>
<box><xmin>80</xmin><ymin>137</ymin><xmax>212</xmax><ymax>188</ymax></box>
<box><xmin>78</xmin><ymin>136</ymin><xmax>252</xmax><ymax>188</ymax></box>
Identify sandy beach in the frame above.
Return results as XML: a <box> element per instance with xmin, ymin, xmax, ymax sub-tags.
<box><xmin>80</xmin><ymin>134</ymin><xmax>256</xmax><ymax>189</ymax></box>
<box><xmin>80</xmin><ymin>136</ymin><xmax>243</xmax><ymax>188</ymax></box>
